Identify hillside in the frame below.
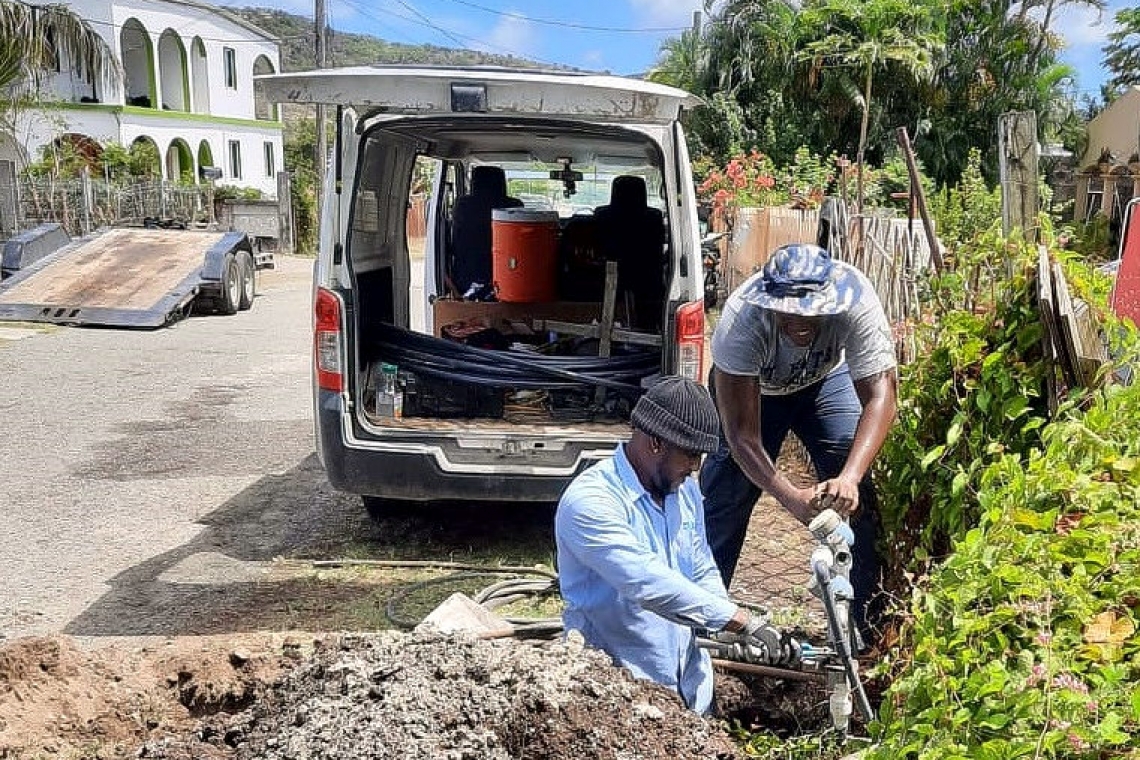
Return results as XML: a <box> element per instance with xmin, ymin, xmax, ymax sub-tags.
<box><xmin>230</xmin><ymin>6</ymin><xmax>569</xmax><ymax>72</ymax></box>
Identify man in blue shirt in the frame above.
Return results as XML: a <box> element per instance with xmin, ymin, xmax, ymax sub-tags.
<box><xmin>555</xmin><ymin>376</ymin><xmax>780</xmax><ymax>714</ymax></box>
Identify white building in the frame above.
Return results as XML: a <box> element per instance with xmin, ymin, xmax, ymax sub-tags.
<box><xmin>1073</xmin><ymin>86</ymin><xmax>1140</xmax><ymax>225</ymax></box>
<box><xmin>4</xmin><ymin>0</ymin><xmax>283</xmax><ymax>197</ymax></box>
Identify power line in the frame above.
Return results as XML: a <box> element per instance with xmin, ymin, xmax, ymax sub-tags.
<box><xmin>390</xmin><ymin>0</ymin><xmax>469</xmax><ymax>49</ymax></box>
<box><xmin>337</xmin><ymin>0</ymin><xmax>558</xmax><ymax>66</ymax></box>
<box><xmin>329</xmin><ymin>0</ymin><xmax>421</xmax><ymax>49</ymax></box>
<box><xmin>434</xmin><ymin>0</ymin><xmax>688</xmax><ymax>33</ymax></box>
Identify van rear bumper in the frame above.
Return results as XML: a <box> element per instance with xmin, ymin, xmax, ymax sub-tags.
<box><xmin>315</xmin><ymin>390</ymin><xmax>615</xmax><ymax>502</ymax></box>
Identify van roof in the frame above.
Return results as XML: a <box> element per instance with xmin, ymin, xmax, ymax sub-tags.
<box><xmin>256</xmin><ymin>65</ymin><xmax>702</xmax><ymax>124</ymax></box>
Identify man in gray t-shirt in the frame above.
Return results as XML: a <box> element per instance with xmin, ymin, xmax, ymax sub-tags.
<box><xmin>699</xmin><ymin>243</ymin><xmax>898</xmax><ymax>634</ymax></box>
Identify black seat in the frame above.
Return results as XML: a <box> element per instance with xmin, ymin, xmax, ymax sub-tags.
<box><xmin>594</xmin><ymin>175</ymin><xmax>665</xmax><ymax>324</ymax></box>
<box><xmin>450</xmin><ymin>166</ymin><xmax>523</xmax><ymax>294</ymax></box>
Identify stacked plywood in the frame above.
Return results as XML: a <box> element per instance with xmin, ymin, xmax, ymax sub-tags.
<box><xmin>1037</xmin><ymin>246</ymin><xmax>1110</xmax><ymax>401</ymax></box>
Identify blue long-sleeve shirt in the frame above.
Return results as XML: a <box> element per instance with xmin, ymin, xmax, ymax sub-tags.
<box><xmin>555</xmin><ymin>444</ymin><xmax>738</xmax><ymax>714</ymax></box>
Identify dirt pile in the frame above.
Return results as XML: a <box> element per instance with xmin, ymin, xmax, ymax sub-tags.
<box><xmin>0</xmin><ymin>634</ymin><xmax>292</xmax><ymax>759</ymax></box>
<box><xmin>140</xmin><ymin>630</ymin><xmax>740</xmax><ymax>760</ymax></box>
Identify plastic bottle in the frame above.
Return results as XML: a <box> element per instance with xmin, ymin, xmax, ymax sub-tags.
<box><xmin>376</xmin><ymin>363</ymin><xmax>402</xmax><ymax>418</ymax></box>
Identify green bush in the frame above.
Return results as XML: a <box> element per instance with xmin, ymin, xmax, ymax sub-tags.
<box><xmin>872</xmin><ymin>350</ymin><xmax>1140</xmax><ymax>758</ymax></box>
<box><xmin>736</xmin><ymin>159</ymin><xmax>1140</xmax><ymax>757</ymax></box>
<box><xmin>213</xmin><ymin>184</ymin><xmax>263</xmax><ymax>201</ymax></box>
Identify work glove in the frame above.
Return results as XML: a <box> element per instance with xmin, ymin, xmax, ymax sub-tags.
<box><xmin>714</xmin><ymin>613</ymin><xmax>801</xmax><ymax>667</ymax></box>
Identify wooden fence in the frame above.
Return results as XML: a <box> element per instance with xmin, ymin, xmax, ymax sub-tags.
<box><xmin>718</xmin><ymin>206</ymin><xmax>821</xmax><ymax>295</ymax></box>
<box><xmin>407</xmin><ymin>194</ymin><xmax>428</xmax><ymax>239</ymax></box>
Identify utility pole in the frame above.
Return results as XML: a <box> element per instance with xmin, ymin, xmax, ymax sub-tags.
<box><xmin>314</xmin><ymin>0</ymin><xmax>327</xmax><ymax>218</ymax></box>
<box><xmin>999</xmin><ymin>111</ymin><xmax>1039</xmax><ymax>245</ymax></box>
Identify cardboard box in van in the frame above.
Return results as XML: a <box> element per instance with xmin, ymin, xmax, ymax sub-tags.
<box><xmin>258</xmin><ymin>66</ymin><xmax>707</xmax><ymax>513</ymax></box>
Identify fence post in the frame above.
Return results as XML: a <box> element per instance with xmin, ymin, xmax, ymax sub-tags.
<box><xmin>80</xmin><ymin>168</ymin><xmax>93</xmax><ymax>236</ymax></box>
<box><xmin>277</xmin><ymin>170</ymin><xmax>294</xmax><ymax>254</ymax></box>
<box><xmin>895</xmin><ymin>127</ymin><xmax>943</xmax><ymax>272</ymax></box>
<box><xmin>999</xmin><ymin>111</ymin><xmax>1039</xmax><ymax>244</ymax></box>
<box><xmin>0</xmin><ymin>160</ymin><xmax>17</xmax><ymax>238</ymax></box>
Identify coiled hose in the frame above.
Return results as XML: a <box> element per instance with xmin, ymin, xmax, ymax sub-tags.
<box><xmin>312</xmin><ymin>559</ymin><xmax>563</xmax><ymax>636</ymax></box>
<box><xmin>369</xmin><ymin>322</ymin><xmax>658</xmax><ymax>393</ymax></box>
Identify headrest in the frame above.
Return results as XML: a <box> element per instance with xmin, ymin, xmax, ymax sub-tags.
<box><xmin>609</xmin><ymin>175</ymin><xmax>647</xmax><ymax>209</ymax></box>
<box><xmin>470</xmin><ymin>165</ymin><xmax>508</xmax><ymax>200</ymax></box>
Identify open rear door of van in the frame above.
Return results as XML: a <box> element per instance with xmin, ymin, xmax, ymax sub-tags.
<box><xmin>256</xmin><ymin>65</ymin><xmax>701</xmax><ymax>124</ymax></box>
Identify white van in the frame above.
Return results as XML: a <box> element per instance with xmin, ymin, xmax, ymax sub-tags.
<box><xmin>259</xmin><ymin>66</ymin><xmax>707</xmax><ymax>513</ymax></box>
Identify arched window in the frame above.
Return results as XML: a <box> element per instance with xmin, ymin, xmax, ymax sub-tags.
<box><xmin>157</xmin><ymin>29</ymin><xmax>188</xmax><ymax>111</ymax></box>
<box><xmin>190</xmin><ymin>37</ymin><xmax>210</xmax><ymax>113</ymax></box>
<box><xmin>120</xmin><ymin>19</ymin><xmax>154</xmax><ymax>108</ymax></box>
<box><xmin>252</xmin><ymin>55</ymin><xmax>277</xmax><ymax>121</ymax></box>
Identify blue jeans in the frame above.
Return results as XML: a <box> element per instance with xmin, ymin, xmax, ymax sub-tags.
<box><xmin>699</xmin><ymin>365</ymin><xmax>882</xmax><ymax>631</ymax></box>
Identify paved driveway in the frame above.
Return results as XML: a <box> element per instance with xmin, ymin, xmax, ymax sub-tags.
<box><xmin>0</xmin><ymin>256</ymin><xmax>316</xmax><ymax>639</ymax></box>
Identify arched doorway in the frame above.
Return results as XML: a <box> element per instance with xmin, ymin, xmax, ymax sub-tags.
<box><xmin>165</xmin><ymin>138</ymin><xmax>194</xmax><ymax>184</ymax></box>
<box><xmin>129</xmin><ymin>136</ymin><xmax>162</xmax><ymax>179</ymax></box>
<box><xmin>197</xmin><ymin>140</ymin><xmax>215</xmax><ymax>180</ymax></box>
<box><xmin>191</xmin><ymin>37</ymin><xmax>210</xmax><ymax>114</ymax></box>
<box><xmin>253</xmin><ymin>55</ymin><xmax>277</xmax><ymax>121</ymax></box>
<box><xmin>120</xmin><ymin>19</ymin><xmax>155</xmax><ymax>109</ymax></box>
<box><xmin>157</xmin><ymin>29</ymin><xmax>188</xmax><ymax>111</ymax></box>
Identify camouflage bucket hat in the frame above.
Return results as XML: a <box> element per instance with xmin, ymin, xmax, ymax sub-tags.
<box><xmin>738</xmin><ymin>243</ymin><xmax>859</xmax><ymax>316</ymax></box>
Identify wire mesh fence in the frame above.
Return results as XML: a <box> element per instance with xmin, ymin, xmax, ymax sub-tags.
<box><xmin>2</xmin><ymin>174</ymin><xmax>214</xmax><ymax>238</ymax></box>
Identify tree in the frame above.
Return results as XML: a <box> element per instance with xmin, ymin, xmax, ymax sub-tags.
<box><xmin>799</xmin><ymin>0</ymin><xmax>943</xmax><ymax>208</ymax></box>
<box><xmin>917</xmin><ymin>0</ymin><xmax>1102</xmax><ymax>186</ymax></box>
<box><xmin>0</xmin><ymin>2</ymin><xmax>116</xmax><ymax>95</ymax></box>
<box><xmin>1104</xmin><ymin>6</ymin><xmax>1140</xmax><ymax>96</ymax></box>
<box><xmin>0</xmin><ymin>2</ymin><xmax>118</xmax><ymax>165</ymax></box>
<box><xmin>647</xmin><ymin>28</ymin><xmax>708</xmax><ymax>94</ymax></box>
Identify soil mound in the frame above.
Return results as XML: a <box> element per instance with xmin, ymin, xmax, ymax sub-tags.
<box><xmin>141</xmin><ymin>630</ymin><xmax>739</xmax><ymax>760</ymax></box>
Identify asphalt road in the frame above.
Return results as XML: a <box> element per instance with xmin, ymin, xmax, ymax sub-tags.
<box><xmin>0</xmin><ymin>256</ymin><xmax>318</xmax><ymax>640</ymax></box>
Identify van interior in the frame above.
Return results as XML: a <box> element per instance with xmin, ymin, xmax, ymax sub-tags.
<box><xmin>346</xmin><ymin>117</ymin><xmax>682</xmax><ymax>428</ymax></box>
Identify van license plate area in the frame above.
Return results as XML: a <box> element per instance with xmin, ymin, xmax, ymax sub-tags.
<box><xmin>453</xmin><ymin>438</ymin><xmax>567</xmax><ymax>458</ymax></box>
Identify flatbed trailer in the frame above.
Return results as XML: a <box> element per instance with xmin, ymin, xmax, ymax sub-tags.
<box><xmin>0</xmin><ymin>227</ymin><xmax>265</xmax><ymax>328</ymax></box>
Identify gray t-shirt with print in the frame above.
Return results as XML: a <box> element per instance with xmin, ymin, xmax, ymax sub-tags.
<box><xmin>711</xmin><ymin>263</ymin><xmax>897</xmax><ymax>395</ymax></box>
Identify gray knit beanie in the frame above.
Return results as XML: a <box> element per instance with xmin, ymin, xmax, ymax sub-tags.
<box><xmin>631</xmin><ymin>376</ymin><xmax>721</xmax><ymax>454</ymax></box>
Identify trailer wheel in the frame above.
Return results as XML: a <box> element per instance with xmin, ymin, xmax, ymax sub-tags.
<box><xmin>217</xmin><ymin>254</ymin><xmax>240</xmax><ymax>315</ymax></box>
<box><xmin>236</xmin><ymin>250</ymin><xmax>256</xmax><ymax>311</ymax></box>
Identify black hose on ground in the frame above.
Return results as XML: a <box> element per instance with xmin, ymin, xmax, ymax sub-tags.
<box><xmin>320</xmin><ymin>559</ymin><xmax>559</xmax><ymax>632</ymax></box>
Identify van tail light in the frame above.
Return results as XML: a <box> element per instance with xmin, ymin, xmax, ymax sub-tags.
<box><xmin>314</xmin><ymin>287</ymin><xmax>344</xmax><ymax>393</ymax></box>
<box><xmin>675</xmin><ymin>299</ymin><xmax>705</xmax><ymax>383</ymax></box>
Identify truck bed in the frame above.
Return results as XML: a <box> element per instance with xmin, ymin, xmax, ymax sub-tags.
<box><xmin>0</xmin><ymin>228</ymin><xmax>244</xmax><ymax>328</ymax></box>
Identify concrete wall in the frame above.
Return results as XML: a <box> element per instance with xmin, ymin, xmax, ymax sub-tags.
<box><xmin>1082</xmin><ymin>87</ymin><xmax>1140</xmax><ymax>169</ymax></box>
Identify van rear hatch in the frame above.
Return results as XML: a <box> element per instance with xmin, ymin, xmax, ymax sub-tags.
<box><xmin>256</xmin><ymin>65</ymin><xmax>701</xmax><ymax>124</ymax></box>
<box><xmin>293</xmin><ymin>67</ymin><xmax>706</xmax><ymax>490</ymax></box>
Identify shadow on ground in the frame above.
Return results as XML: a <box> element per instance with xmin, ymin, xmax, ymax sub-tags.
<box><xmin>65</xmin><ymin>453</ymin><xmax>557</xmax><ymax>638</ymax></box>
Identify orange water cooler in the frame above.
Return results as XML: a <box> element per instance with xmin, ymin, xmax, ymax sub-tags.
<box><xmin>491</xmin><ymin>208</ymin><xmax>559</xmax><ymax>302</ymax></box>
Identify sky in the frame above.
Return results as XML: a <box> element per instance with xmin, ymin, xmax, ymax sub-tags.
<box><xmin>214</xmin><ymin>0</ymin><xmax>1131</xmax><ymax>99</ymax></box>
